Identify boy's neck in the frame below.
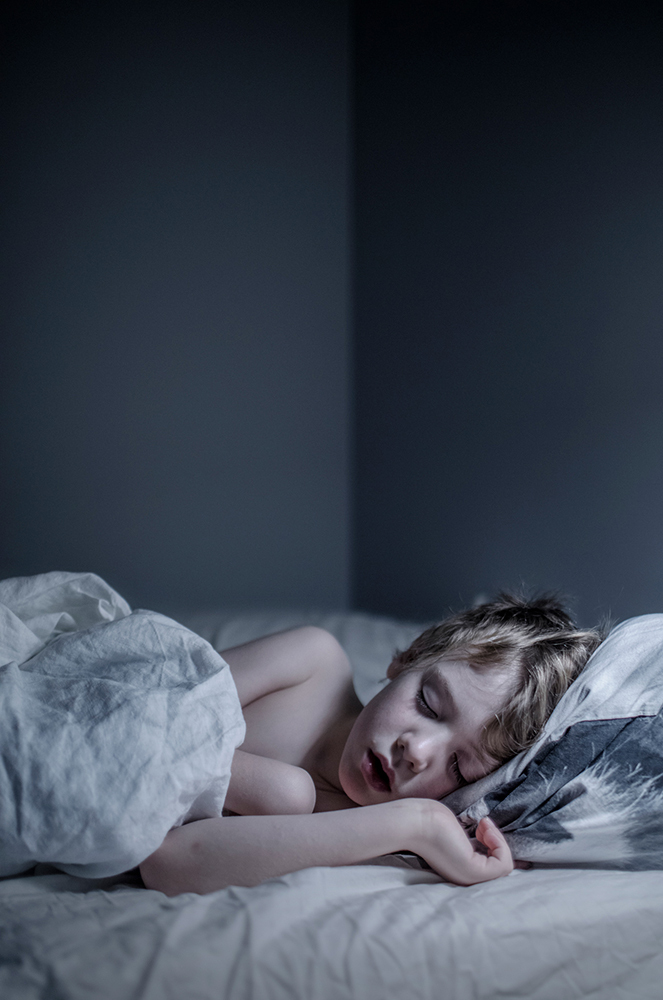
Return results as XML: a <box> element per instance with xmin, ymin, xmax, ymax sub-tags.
<box><xmin>306</xmin><ymin>691</ymin><xmax>362</xmax><ymax>812</ymax></box>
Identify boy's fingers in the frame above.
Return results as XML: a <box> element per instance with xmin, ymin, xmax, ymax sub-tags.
<box><xmin>476</xmin><ymin>816</ymin><xmax>503</xmax><ymax>849</ymax></box>
<box><xmin>477</xmin><ymin>818</ymin><xmax>531</xmax><ymax>871</ymax></box>
<box><xmin>474</xmin><ymin>817</ymin><xmax>513</xmax><ymax>875</ymax></box>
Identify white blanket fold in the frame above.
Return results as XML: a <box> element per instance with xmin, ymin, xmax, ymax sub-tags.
<box><xmin>0</xmin><ymin>572</ymin><xmax>245</xmax><ymax>878</ymax></box>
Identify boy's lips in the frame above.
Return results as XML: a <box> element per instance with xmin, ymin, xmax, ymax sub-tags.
<box><xmin>362</xmin><ymin>749</ymin><xmax>395</xmax><ymax>793</ymax></box>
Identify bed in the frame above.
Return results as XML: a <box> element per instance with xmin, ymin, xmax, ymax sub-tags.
<box><xmin>2</xmin><ymin>583</ymin><xmax>663</xmax><ymax>999</ymax></box>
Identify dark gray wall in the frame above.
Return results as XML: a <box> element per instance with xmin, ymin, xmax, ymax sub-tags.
<box><xmin>354</xmin><ymin>1</ymin><xmax>663</xmax><ymax>625</ymax></box>
<box><xmin>1</xmin><ymin>0</ymin><xmax>350</xmax><ymax>612</ymax></box>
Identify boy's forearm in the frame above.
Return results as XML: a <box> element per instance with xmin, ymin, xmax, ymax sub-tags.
<box><xmin>141</xmin><ymin>801</ymin><xmax>421</xmax><ymax>895</ymax></box>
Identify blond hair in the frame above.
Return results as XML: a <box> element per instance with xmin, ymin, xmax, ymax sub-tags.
<box><xmin>388</xmin><ymin>593</ymin><xmax>604</xmax><ymax>766</ymax></box>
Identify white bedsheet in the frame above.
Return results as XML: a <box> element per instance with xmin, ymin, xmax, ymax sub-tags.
<box><xmin>2</xmin><ymin>863</ymin><xmax>662</xmax><ymax>999</ymax></box>
<box><xmin>3</xmin><ymin>592</ymin><xmax>662</xmax><ymax>999</ymax></box>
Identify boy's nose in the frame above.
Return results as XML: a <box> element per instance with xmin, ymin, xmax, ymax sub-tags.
<box><xmin>399</xmin><ymin>732</ymin><xmax>438</xmax><ymax>773</ymax></box>
<box><xmin>409</xmin><ymin>755</ymin><xmax>426</xmax><ymax>774</ymax></box>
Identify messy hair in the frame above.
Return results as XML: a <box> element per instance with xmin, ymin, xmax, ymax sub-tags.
<box><xmin>388</xmin><ymin>593</ymin><xmax>605</xmax><ymax>766</ymax></box>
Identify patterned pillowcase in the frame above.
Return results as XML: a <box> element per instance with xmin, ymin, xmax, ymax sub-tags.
<box><xmin>443</xmin><ymin>615</ymin><xmax>663</xmax><ymax>869</ymax></box>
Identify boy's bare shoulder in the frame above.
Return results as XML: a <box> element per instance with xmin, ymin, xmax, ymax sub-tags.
<box><xmin>222</xmin><ymin>625</ymin><xmax>351</xmax><ymax>707</ymax></box>
<box><xmin>222</xmin><ymin>627</ymin><xmax>360</xmax><ymax>773</ymax></box>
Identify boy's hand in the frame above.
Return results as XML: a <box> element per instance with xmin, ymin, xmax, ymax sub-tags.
<box><xmin>409</xmin><ymin>800</ymin><xmax>514</xmax><ymax>885</ymax></box>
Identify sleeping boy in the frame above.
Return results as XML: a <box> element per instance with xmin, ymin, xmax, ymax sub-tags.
<box><xmin>140</xmin><ymin>594</ymin><xmax>602</xmax><ymax>894</ymax></box>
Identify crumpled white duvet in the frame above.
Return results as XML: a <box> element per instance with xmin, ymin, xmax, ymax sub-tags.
<box><xmin>0</xmin><ymin>571</ymin><xmax>245</xmax><ymax>878</ymax></box>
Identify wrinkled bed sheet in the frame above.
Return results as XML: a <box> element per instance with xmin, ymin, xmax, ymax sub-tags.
<box><xmin>4</xmin><ymin>581</ymin><xmax>663</xmax><ymax>999</ymax></box>
<box><xmin>2</xmin><ymin>863</ymin><xmax>663</xmax><ymax>1000</ymax></box>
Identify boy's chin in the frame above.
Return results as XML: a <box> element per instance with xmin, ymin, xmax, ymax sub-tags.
<box><xmin>346</xmin><ymin>776</ymin><xmax>393</xmax><ymax>808</ymax></box>
<box><xmin>338</xmin><ymin>766</ymin><xmax>375</xmax><ymax>807</ymax></box>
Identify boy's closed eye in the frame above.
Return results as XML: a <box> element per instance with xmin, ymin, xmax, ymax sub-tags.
<box><xmin>450</xmin><ymin>753</ymin><xmax>467</xmax><ymax>786</ymax></box>
<box><xmin>416</xmin><ymin>685</ymin><xmax>468</xmax><ymax>786</ymax></box>
<box><xmin>415</xmin><ymin>685</ymin><xmax>437</xmax><ymax>718</ymax></box>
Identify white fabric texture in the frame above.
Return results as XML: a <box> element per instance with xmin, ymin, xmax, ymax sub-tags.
<box><xmin>2</xmin><ymin>595</ymin><xmax>662</xmax><ymax>999</ymax></box>
<box><xmin>0</xmin><ymin>572</ymin><xmax>245</xmax><ymax>878</ymax></box>
<box><xmin>2</xmin><ymin>864</ymin><xmax>663</xmax><ymax>1000</ymax></box>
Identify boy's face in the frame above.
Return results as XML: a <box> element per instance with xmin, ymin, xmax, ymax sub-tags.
<box><xmin>338</xmin><ymin>656</ymin><xmax>515</xmax><ymax>805</ymax></box>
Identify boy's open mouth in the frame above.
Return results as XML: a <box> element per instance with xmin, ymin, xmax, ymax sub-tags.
<box><xmin>365</xmin><ymin>749</ymin><xmax>391</xmax><ymax>792</ymax></box>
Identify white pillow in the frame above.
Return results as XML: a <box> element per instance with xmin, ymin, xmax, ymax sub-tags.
<box><xmin>180</xmin><ymin>608</ymin><xmax>427</xmax><ymax>704</ymax></box>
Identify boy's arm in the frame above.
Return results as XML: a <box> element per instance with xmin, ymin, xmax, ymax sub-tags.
<box><xmin>221</xmin><ymin>625</ymin><xmax>349</xmax><ymax>709</ymax></box>
<box><xmin>221</xmin><ymin>626</ymin><xmax>359</xmax><ymax>769</ymax></box>
<box><xmin>140</xmin><ymin>800</ymin><xmax>512</xmax><ymax>895</ymax></box>
<box><xmin>225</xmin><ymin>749</ymin><xmax>316</xmax><ymax>816</ymax></box>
